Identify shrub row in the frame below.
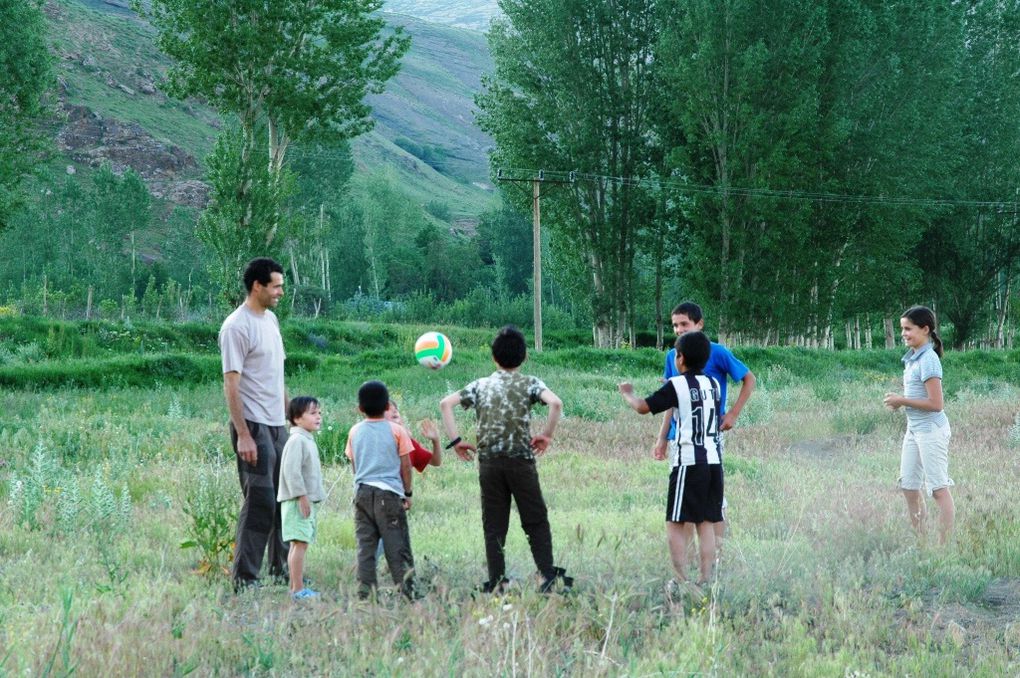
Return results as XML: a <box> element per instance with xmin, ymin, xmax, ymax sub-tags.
<box><xmin>0</xmin><ymin>352</ymin><xmax>324</xmax><ymax>390</ymax></box>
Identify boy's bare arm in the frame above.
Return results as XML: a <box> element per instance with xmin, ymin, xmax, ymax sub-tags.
<box><xmin>400</xmin><ymin>454</ymin><xmax>412</xmax><ymax>509</ymax></box>
<box><xmin>439</xmin><ymin>393</ymin><xmax>461</xmax><ymax>440</ymax></box>
<box><xmin>721</xmin><ymin>370</ymin><xmax>756</xmax><ymax>431</ymax></box>
<box><xmin>654</xmin><ymin>410</ymin><xmax>670</xmax><ymax>460</ymax></box>
<box><xmin>440</xmin><ymin>393</ymin><xmax>476</xmax><ymax>460</ymax></box>
<box><xmin>617</xmin><ymin>382</ymin><xmax>651</xmax><ymax>414</ymax></box>
<box><xmin>531</xmin><ymin>389</ymin><xmax>562</xmax><ymax>454</ymax></box>
<box><xmin>420</xmin><ymin>418</ymin><xmax>442</xmax><ymax>466</ymax></box>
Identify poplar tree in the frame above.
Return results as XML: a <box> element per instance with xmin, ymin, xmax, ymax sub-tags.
<box><xmin>0</xmin><ymin>0</ymin><xmax>52</xmax><ymax>229</ymax></box>
<box><xmin>477</xmin><ymin>0</ymin><xmax>661</xmax><ymax>347</ymax></box>
<box><xmin>143</xmin><ymin>0</ymin><xmax>409</xmax><ymax>301</ymax></box>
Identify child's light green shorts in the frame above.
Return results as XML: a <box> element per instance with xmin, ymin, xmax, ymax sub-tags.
<box><xmin>281</xmin><ymin>499</ymin><xmax>319</xmax><ymax>544</ymax></box>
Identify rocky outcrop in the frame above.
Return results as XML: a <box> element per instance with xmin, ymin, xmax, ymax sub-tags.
<box><xmin>56</xmin><ymin>103</ymin><xmax>208</xmax><ymax>208</ymax></box>
<box><xmin>150</xmin><ymin>179</ymin><xmax>210</xmax><ymax>209</ymax></box>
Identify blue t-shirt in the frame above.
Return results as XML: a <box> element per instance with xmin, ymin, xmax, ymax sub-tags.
<box><xmin>664</xmin><ymin>342</ymin><xmax>749</xmax><ymax>440</ymax></box>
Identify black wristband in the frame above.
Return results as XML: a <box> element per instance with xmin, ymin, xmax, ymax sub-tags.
<box><xmin>445</xmin><ymin>436</ymin><xmax>462</xmax><ymax>450</ymax></box>
<box><xmin>404</xmin><ymin>490</ymin><xmax>412</xmax><ymax>498</ymax></box>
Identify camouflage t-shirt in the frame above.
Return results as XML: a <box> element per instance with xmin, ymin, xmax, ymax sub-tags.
<box><xmin>459</xmin><ymin>370</ymin><xmax>548</xmax><ymax>461</ymax></box>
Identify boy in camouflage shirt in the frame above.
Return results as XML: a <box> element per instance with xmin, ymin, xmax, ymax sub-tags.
<box><xmin>440</xmin><ymin>326</ymin><xmax>572</xmax><ymax>593</ymax></box>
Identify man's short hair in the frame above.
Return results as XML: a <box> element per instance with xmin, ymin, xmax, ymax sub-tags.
<box><xmin>491</xmin><ymin>325</ymin><xmax>527</xmax><ymax>369</ymax></box>
<box><xmin>358</xmin><ymin>380</ymin><xmax>390</xmax><ymax>418</ymax></box>
<box><xmin>671</xmin><ymin>301</ymin><xmax>703</xmax><ymax>324</ymax></box>
<box><xmin>243</xmin><ymin>258</ymin><xmax>284</xmax><ymax>292</ymax></box>
<box><xmin>287</xmin><ymin>396</ymin><xmax>319</xmax><ymax>425</ymax></box>
<box><xmin>675</xmin><ymin>331</ymin><xmax>711</xmax><ymax>373</ymax></box>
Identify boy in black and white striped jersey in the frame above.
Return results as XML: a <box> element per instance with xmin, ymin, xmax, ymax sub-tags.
<box><xmin>618</xmin><ymin>331</ymin><xmax>722</xmax><ymax>593</ymax></box>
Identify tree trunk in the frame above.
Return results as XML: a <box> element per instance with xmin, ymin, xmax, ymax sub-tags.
<box><xmin>884</xmin><ymin>317</ymin><xmax>896</xmax><ymax>349</ymax></box>
<box><xmin>995</xmin><ymin>275</ymin><xmax>1010</xmax><ymax>349</ymax></box>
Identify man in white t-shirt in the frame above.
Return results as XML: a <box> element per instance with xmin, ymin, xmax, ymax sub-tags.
<box><xmin>218</xmin><ymin>257</ymin><xmax>289</xmax><ymax>591</ymax></box>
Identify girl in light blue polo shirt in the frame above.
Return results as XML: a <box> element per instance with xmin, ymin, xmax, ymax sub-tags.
<box><xmin>883</xmin><ymin>305</ymin><xmax>955</xmax><ymax>545</ymax></box>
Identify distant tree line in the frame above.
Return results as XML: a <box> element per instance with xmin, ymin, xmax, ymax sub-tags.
<box><xmin>478</xmin><ymin>0</ymin><xmax>1020</xmax><ymax>348</ymax></box>
<box><xmin>6</xmin><ymin>0</ymin><xmax>1020</xmax><ymax>349</ymax></box>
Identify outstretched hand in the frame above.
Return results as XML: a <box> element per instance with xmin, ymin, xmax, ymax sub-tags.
<box><xmin>618</xmin><ymin>382</ymin><xmax>634</xmax><ymax>396</ymax></box>
<box><xmin>419</xmin><ymin>418</ymin><xmax>439</xmax><ymax>442</ymax></box>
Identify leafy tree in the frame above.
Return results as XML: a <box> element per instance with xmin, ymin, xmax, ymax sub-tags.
<box><xmin>143</xmin><ymin>0</ymin><xmax>409</xmax><ymax>297</ymax></box>
<box><xmin>656</xmin><ymin>0</ymin><xmax>963</xmax><ymax>344</ymax></box>
<box><xmin>0</xmin><ymin>166</ymin><xmax>153</xmax><ymax>305</ymax></box>
<box><xmin>286</xmin><ymin>142</ymin><xmax>356</xmax><ymax>310</ymax></box>
<box><xmin>0</xmin><ymin>0</ymin><xmax>52</xmax><ymax>229</ymax></box>
<box><xmin>917</xmin><ymin>0</ymin><xmax>1020</xmax><ymax>347</ymax></box>
<box><xmin>197</xmin><ymin>127</ymin><xmax>295</xmax><ymax>306</ymax></box>
<box><xmin>478</xmin><ymin>0</ymin><xmax>661</xmax><ymax>347</ymax></box>
<box><xmin>476</xmin><ymin>206</ymin><xmax>533</xmax><ymax>296</ymax></box>
<box><xmin>655</xmin><ymin>0</ymin><xmax>828</xmax><ymax>338</ymax></box>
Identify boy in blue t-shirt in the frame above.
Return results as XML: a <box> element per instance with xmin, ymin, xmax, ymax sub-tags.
<box><xmin>657</xmin><ymin>302</ymin><xmax>756</xmax><ymax>542</ymax></box>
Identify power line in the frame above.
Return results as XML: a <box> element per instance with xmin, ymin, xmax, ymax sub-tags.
<box><xmin>496</xmin><ymin>167</ymin><xmax>1020</xmax><ymax>210</ymax></box>
<box><xmin>281</xmin><ymin>149</ymin><xmax>1020</xmax><ymax>210</ymax></box>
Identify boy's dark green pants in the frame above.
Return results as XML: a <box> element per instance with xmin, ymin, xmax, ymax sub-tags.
<box><xmin>354</xmin><ymin>485</ymin><xmax>415</xmax><ymax>599</ymax></box>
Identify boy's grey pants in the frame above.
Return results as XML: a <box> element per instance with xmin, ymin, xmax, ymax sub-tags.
<box><xmin>354</xmin><ymin>484</ymin><xmax>415</xmax><ymax>598</ymax></box>
<box><xmin>230</xmin><ymin>421</ymin><xmax>289</xmax><ymax>587</ymax></box>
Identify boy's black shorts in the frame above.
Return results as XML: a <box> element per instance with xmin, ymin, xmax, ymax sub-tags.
<box><xmin>666</xmin><ymin>464</ymin><xmax>723</xmax><ymax>524</ymax></box>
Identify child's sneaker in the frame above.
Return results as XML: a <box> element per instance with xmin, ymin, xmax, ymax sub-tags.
<box><xmin>665</xmin><ymin>578</ymin><xmax>703</xmax><ymax>604</ymax></box>
<box><xmin>539</xmin><ymin>567</ymin><xmax>573</xmax><ymax>595</ymax></box>
<box><xmin>477</xmin><ymin>576</ymin><xmax>510</xmax><ymax>595</ymax></box>
<box><xmin>291</xmin><ymin>588</ymin><xmax>319</xmax><ymax>601</ymax></box>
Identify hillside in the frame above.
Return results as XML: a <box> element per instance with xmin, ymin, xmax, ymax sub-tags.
<box><xmin>46</xmin><ymin>0</ymin><xmax>497</xmax><ymax>218</ymax></box>
<box><xmin>383</xmin><ymin>0</ymin><xmax>501</xmax><ymax>31</ymax></box>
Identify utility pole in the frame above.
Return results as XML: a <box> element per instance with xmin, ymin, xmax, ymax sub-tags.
<box><xmin>532</xmin><ymin>178</ymin><xmax>542</xmax><ymax>351</ymax></box>
<box><xmin>497</xmin><ymin>169</ymin><xmax>572</xmax><ymax>352</ymax></box>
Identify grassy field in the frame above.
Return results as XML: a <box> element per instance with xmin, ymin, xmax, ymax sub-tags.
<box><xmin>1</xmin><ymin>318</ymin><xmax>1020</xmax><ymax>675</ymax></box>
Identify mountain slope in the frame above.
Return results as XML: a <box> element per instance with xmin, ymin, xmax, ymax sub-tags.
<box><xmin>47</xmin><ymin>0</ymin><xmax>497</xmax><ymax>218</ymax></box>
<box><xmin>383</xmin><ymin>0</ymin><xmax>501</xmax><ymax>31</ymax></box>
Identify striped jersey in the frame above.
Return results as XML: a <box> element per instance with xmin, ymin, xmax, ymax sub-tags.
<box><xmin>644</xmin><ymin>373</ymin><xmax>722</xmax><ymax>466</ymax></box>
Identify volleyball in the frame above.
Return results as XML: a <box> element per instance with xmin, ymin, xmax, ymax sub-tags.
<box><xmin>414</xmin><ymin>331</ymin><xmax>453</xmax><ymax>369</ymax></box>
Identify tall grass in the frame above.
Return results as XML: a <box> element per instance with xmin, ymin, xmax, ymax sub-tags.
<box><xmin>0</xmin><ymin>319</ymin><xmax>1018</xmax><ymax>673</ymax></box>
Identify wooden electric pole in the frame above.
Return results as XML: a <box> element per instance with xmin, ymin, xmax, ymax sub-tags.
<box><xmin>496</xmin><ymin>169</ymin><xmax>572</xmax><ymax>352</ymax></box>
<box><xmin>532</xmin><ymin>178</ymin><xmax>542</xmax><ymax>351</ymax></box>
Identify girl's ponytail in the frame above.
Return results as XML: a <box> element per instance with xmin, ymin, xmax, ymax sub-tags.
<box><xmin>930</xmin><ymin>329</ymin><xmax>944</xmax><ymax>357</ymax></box>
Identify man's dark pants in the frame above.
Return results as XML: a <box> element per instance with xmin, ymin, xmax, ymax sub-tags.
<box><xmin>478</xmin><ymin>456</ymin><xmax>555</xmax><ymax>584</ymax></box>
<box><xmin>354</xmin><ymin>485</ymin><xmax>415</xmax><ymax>599</ymax></box>
<box><xmin>230</xmin><ymin>421</ymin><xmax>288</xmax><ymax>587</ymax></box>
